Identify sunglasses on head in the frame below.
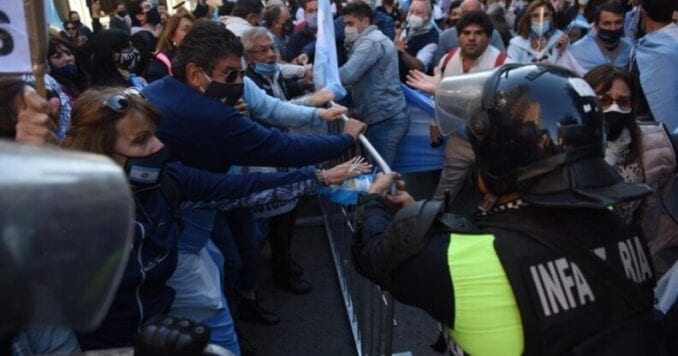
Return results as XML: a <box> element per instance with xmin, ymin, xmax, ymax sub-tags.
<box><xmin>102</xmin><ymin>88</ymin><xmax>146</xmax><ymax>113</ymax></box>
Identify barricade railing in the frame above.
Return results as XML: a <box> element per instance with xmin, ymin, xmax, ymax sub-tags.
<box><xmin>319</xmin><ymin>116</ymin><xmax>396</xmax><ymax>356</ymax></box>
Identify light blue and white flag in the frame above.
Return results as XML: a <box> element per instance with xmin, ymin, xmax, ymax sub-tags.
<box><xmin>634</xmin><ymin>24</ymin><xmax>678</xmax><ymax>132</ymax></box>
<box><xmin>313</xmin><ymin>0</ymin><xmax>346</xmax><ymax>100</ymax></box>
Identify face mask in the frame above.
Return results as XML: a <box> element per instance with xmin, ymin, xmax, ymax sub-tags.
<box><xmin>52</xmin><ymin>63</ymin><xmax>78</xmax><ymax>78</ymax></box>
<box><xmin>446</xmin><ymin>18</ymin><xmax>458</xmax><ymax>27</ymax></box>
<box><xmin>119</xmin><ymin>146</ymin><xmax>171</xmax><ymax>187</ymax></box>
<box><xmin>117</xmin><ymin>11</ymin><xmax>128</xmax><ymax>17</ymax></box>
<box><xmin>146</xmin><ymin>7</ymin><xmax>162</xmax><ymax>26</ymax></box>
<box><xmin>345</xmin><ymin>26</ymin><xmax>359</xmax><ymax>43</ymax></box>
<box><xmin>282</xmin><ymin>20</ymin><xmax>294</xmax><ymax>35</ymax></box>
<box><xmin>202</xmin><ymin>72</ymin><xmax>244</xmax><ymax>106</ymax></box>
<box><xmin>579</xmin><ymin>0</ymin><xmax>589</xmax><ymax>5</ymax></box>
<box><xmin>307</xmin><ymin>13</ymin><xmax>318</xmax><ymax>31</ymax></box>
<box><xmin>407</xmin><ymin>15</ymin><xmax>425</xmax><ymax>30</ymax></box>
<box><xmin>530</xmin><ymin>20</ymin><xmax>551</xmax><ymax>37</ymax></box>
<box><xmin>604</xmin><ymin>104</ymin><xmax>633</xmax><ymax>141</ymax></box>
<box><xmin>598</xmin><ymin>28</ymin><xmax>624</xmax><ymax>45</ymax></box>
<box><xmin>254</xmin><ymin>62</ymin><xmax>280</xmax><ymax>77</ymax></box>
<box><xmin>118</xmin><ymin>47</ymin><xmax>140</xmax><ymax>71</ymax></box>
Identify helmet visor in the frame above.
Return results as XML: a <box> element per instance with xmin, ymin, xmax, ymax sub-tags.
<box><xmin>434</xmin><ymin>70</ymin><xmax>495</xmax><ymax>137</ymax></box>
<box><xmin>0</xmin><ymin>142</ymin><xmax>134</xmax><ymax>332</ymax></box>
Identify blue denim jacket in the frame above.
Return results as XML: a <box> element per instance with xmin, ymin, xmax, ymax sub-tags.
<box><xmin>339</xmin><ymin>26</ymin><xmax>407</xmax><ymax>125</ymax></box>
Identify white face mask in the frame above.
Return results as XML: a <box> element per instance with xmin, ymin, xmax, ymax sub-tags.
<box><xmin>345</xmin><ymin>26</ymin><xmax>359</xmax><ymax>43</ymax></box>
<box><xmin>407</xmin><ymin>15</ymin><xmax>425</xmax><ymax>30</ymax></box>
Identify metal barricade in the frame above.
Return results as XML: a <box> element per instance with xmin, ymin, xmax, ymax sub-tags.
<box><xmin>319</xmin><ymin>119</ymin><xmax>396</xmax><ymax>356</ymax></box>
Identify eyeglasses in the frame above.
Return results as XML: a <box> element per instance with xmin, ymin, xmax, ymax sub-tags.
<box><xmin>248</xmin><ymin>45</ymin><xmax>276</xmax><ymax>56</ymax></box>
<box><xmin>103</xmin><ymin>88</ymin><xmax>146</xmax><ymax>113</ymax></box>
<box><xmin>597</xmin><ymin>94</ymin><xmax>632</xmax><ymax>110</ymax></box>
<box><xmin>219</xmin><ymin>69</ymin><xmax>245</xmax><ymax>83</ymax></box>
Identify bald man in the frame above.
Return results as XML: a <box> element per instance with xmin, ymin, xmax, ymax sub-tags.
<box><xmin>396</xmin><ymin>0</ymin><xmax>439</xmax><ymax>80</ymax></box>
<box><xmin>432</xmin><ymin>0</ymin><xmax>505</xmax><ymax>65</ymax></box>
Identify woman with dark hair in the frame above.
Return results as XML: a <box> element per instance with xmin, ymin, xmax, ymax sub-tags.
<box><xmin>585</xmin><ymin>64</ymin><xmax>678</xmax><ymax>275</ymax></box>
<box><xmin>144</xmin><ymin>13</ymin><xmax>195</xmax><ymax>83</ymax></box>
<box><xmin>63</xmin><ymin>87</ymin><xmax>368</xmax><ymax>351</ymax></box>
<box><xmin>507</xmin><ymin>0</ymin><xmax>569</xmax><ymax>64</ymax></box>
<box><xmin>48</xmin><ymin>36</ymin><xmax>89</xmax><ymax>102</ymax></box>
<box><xmin>86</xmin><ymin>29</ymin><xmax>146</xmax><ymax>88</ymax></box>
<box><xmin>61</xmin><ymin>20</ymin><xmax>88</xmax><ymax>47</ymax></box>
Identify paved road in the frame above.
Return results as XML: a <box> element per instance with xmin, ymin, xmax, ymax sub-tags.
<box><xmin>238</xmin><ymin>175</ymin><xmax>447</xmax><ymax>356</ymax></box>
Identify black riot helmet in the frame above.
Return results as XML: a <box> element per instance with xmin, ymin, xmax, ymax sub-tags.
<box><xmin>465</xmin><ymin>64</ymin><xmax>650</xmax><ymax>208</ymax></box>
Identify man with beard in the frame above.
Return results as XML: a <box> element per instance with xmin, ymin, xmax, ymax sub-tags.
<box><xmin>406</xmin><ymin>11</ymin><xmax>508</xmax><ymax>204</ymax></box>
<box><xmin>432</xmin><ymin>0</ymin><xmax>505</xmax><ymax>66</ymax></box>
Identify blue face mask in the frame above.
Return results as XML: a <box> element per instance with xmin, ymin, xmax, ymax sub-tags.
<box><xmin>254</xmin><ymin>62</ymin><xmax>280</xmax><ymax>77</ymax></box>
<box><xmin>52</xmin><ymin>63</ymin><xmax>78</xmax><ymax>78</ymax></box>
<box><xmin>530</xmin><ymin>21</ymin><xmax>551</xmax><ymax>37</ymax></box>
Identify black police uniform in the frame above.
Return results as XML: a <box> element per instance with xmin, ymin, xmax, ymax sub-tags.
<box><xmin>351</xmin><ymin>63</ymin><xmax>666</xmax><ymax>355</ymax></box>
<box><xmin>354</xmin><ymin>195</ymin><xmax>658</xmax><ymax>355</ymax></box>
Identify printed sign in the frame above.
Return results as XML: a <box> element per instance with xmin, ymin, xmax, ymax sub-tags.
<box><xmin>0</xmin><ymin>2</ymin><xmax>32</xmax><ymax>73</ymax></box>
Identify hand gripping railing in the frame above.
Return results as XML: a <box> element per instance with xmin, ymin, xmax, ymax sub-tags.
<box><xmin>321</xmin><ymin>104</ymin><xmax>396</xmax><ymax>356</ymax></box>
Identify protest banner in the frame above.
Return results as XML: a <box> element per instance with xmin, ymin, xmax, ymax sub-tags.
<box><xmin>0</xmin><ymin>2</ymin><xmax>31</xmax><ymax>73</ymax></box>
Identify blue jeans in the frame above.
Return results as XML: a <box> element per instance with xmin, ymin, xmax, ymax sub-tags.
<box><xmin>178</xmin><ymin>210</ymin><xmax>240</xmax><ymax>354</ymax></box>
<box><xmin>364</xmin><ymin>110</ymin><xmax>410</xmax><ymax>167</ymax></box>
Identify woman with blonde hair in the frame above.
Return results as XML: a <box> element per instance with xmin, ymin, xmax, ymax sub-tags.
<box><xmin>63</xmin><ymin>87</ymin><xmax>369</xmax><ymax>351</ymax></box>
<box><xmin>145</xmin><ymin>13</ymin><xmax>196</xmax><ymax>83</ymax></box>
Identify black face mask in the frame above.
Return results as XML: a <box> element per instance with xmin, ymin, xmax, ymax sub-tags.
<box><xmin>605</xmin><ymin>111</ymin><xmax>634</xmax><ymax>141</ymax></box>
<box><xmin>146</xmin><ymin>7</ymin><xmax>162</xmax><ymax>26</ymax></box>
<box><xmin>598</xmin><ymin>28</ymin><xmax>624</xmax><ymax>45</ymax></box>
<box><xmin>52</xmin><ymin>63</ymin><xmax>78</xmax><ymax>79</ymax></box>
<box><xmin>202</xmin><ymin>74</ymin><xmax>244</xmax><ymax>106</ymax></box>
<box><xmin>119</xmin><ymin>146</ymin><xmax>171</xmax><ymax>187</ymax></box>
<box><xmin>117</xmin><ymin>11</ymin><xmax>128</xmax><ymax>17</ymax></box>
<box><xmin>282</xmin><ymin>20</ymin><xmax>294</xmax><ymax>35</ymax></box>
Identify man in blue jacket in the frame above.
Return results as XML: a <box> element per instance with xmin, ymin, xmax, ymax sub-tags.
<box><xmin>143</xmin><ymin>21</ymin><xmax>366</xmax><ymax>354</ymax></box>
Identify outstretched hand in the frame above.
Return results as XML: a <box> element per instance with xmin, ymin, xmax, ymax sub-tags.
<box><xmin>406</xmin><ymin>69</ymin><xmax>440</xmax><ymax>95</ymax></box>
<box><xmin>323</xmin><ymin>156</ymin><xmax>373</xmax><ymax>185</ymax></box>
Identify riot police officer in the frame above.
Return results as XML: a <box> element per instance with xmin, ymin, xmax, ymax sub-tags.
<box><xmin>353</xmin><ymin>64</ymin><xmax>665</xmax><ymax>355</ymax></box>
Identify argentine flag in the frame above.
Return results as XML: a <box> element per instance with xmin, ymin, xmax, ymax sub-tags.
<box><xmin>313</xmin><ymin>0</ymin><xmax>346</xmax><ymax>100</ymax></box>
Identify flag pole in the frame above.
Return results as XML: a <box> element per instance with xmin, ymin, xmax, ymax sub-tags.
<box><xmin>24</xmin><ymin>0</ymin><xmax>48</xmax><ymax>97</ymax></box>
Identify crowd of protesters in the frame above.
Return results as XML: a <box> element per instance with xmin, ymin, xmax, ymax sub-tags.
<box><xmin>1</xmin><ymin>0</ymin><xmax>677</xmax><ymax>354</ymax></box>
